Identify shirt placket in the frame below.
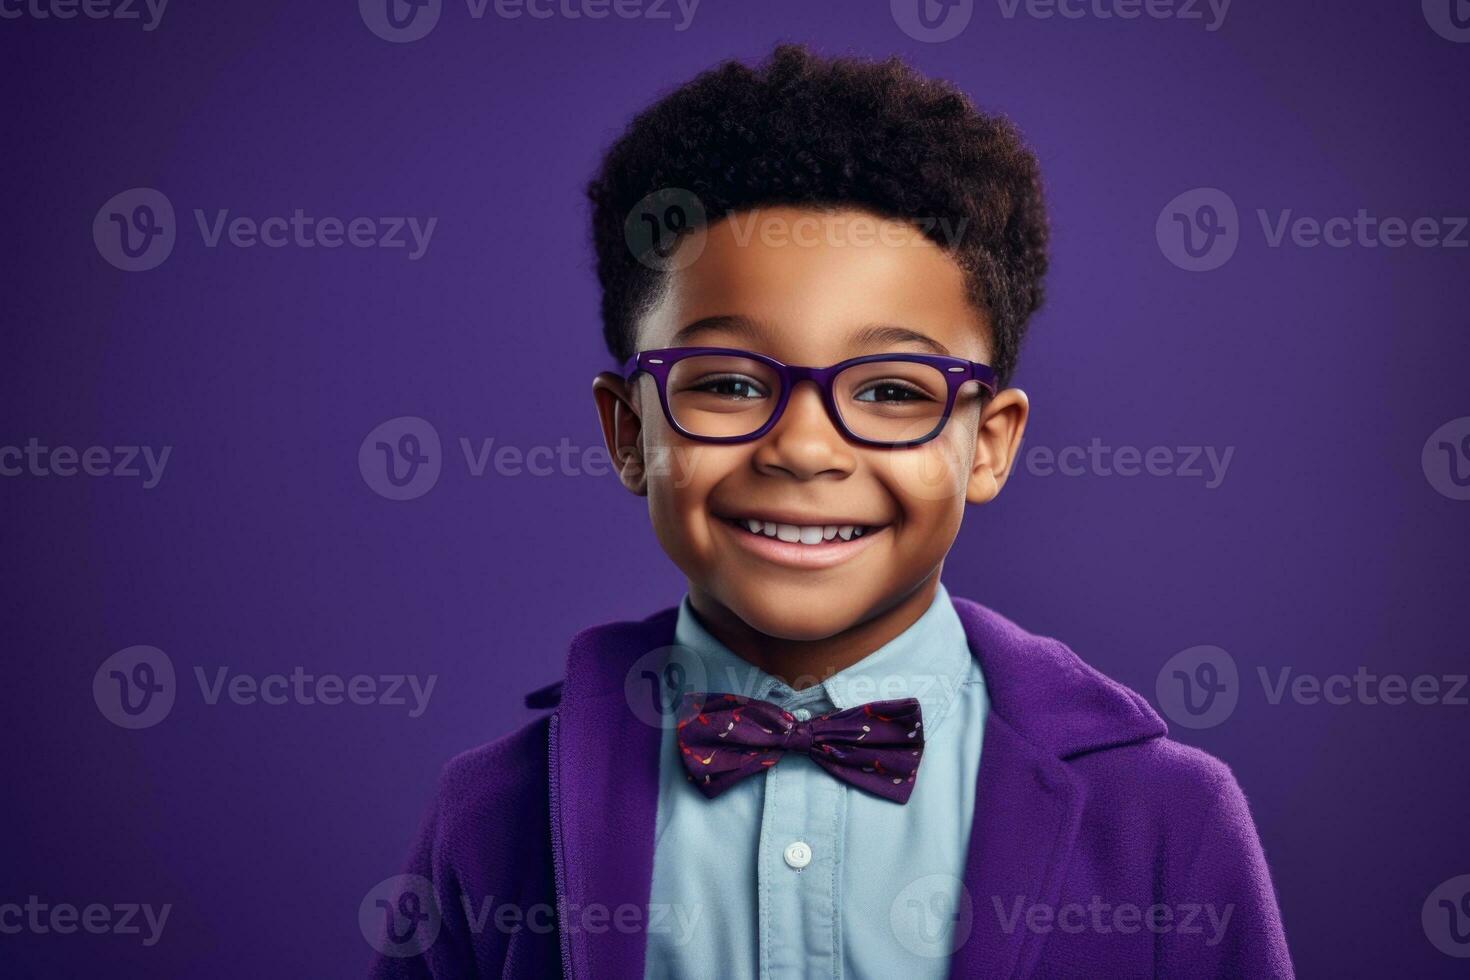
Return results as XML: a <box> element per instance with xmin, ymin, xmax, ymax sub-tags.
<box><xmin>758</xmin><ymin>687</ymin><xmax>844</xmax><ymax>980</ymax></box>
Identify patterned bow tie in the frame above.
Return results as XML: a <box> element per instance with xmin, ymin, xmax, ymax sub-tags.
<box><xmin>675</xmin><ymin>693</ymin><xmax>925</xmax><ymax>804</ymax></box>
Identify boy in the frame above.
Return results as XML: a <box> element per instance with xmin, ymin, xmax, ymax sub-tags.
<box><xmin>372</xmin><ymin>45</ymin><xmax>1292</xmax><ymax>978</ymax></box>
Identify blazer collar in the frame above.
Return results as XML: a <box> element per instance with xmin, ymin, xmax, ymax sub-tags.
<box><xmin>547</xmin><ymin>607</ymin><xmax>677</xmax><ymax>979</ymax></box>
<box><xmin>546</xmin><ymin>596</ymin><xmax>1167</xmax><ymax>978</ymax></box>
<box><xmin>949</xmin><ymin>597</ymin><xmax>1166</xmax><ymax>759</ymax></box>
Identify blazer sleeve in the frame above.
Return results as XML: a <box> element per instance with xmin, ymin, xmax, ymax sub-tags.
<box><xmin>368</xmin><ymin>717</ymin><xmax>558</xmax><ymax>979</ymax></box>
<box><xmin>1160</xmin><ymin>765</ymin><xmax>1294</xmax><ymax>979</ymax></box>
<box><xmin>367</xmin><ymin>779</ymin><xmax>483</xmax><ymax>979</ymax></box>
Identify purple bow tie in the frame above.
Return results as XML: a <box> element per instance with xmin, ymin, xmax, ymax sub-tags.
<box><xmin>675</xmin><ymin>693</ymin><xmax>925</xmax><ymax>804</ymax></box>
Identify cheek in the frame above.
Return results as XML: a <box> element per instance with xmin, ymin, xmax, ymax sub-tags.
<box><xmin>641</xmin><ymin>426</ymin><xmax>742</xmax><ymax>553</ymax></box>
<box><xmin>868</xmin><ymin>429</ymin><xmax>975</xmax><ymax>512</ymax></box>
<box><xmin>639</xmin><ymin>404</ymin><xmax>707</xmax><ymax>503</ymax></box>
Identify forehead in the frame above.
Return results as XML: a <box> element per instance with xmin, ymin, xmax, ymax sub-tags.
<box><xmin>638</xmin><ymin>206</ymin><xmax>990</xmax><ymax>363</ymax></box>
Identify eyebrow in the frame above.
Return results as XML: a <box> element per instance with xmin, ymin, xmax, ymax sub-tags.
<box><xmin>670</xmin><ymin>316</ymin><xmax>952</xmax><ymax>356</ymax></box>
<box><xmin>848</xmin><ymin>323</ymin><xmax>951</xmax><ymax>356</ymax></box>
<box><xmin>670</xmin><ymin>314</ymin><xmax>764</xmax><ymax>346</ymax></box>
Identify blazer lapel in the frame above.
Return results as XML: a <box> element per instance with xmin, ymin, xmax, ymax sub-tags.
<box><xmin>947</xmin><ymin>597</ymin><xmax>1127</xmax><ymax>979</ymax></box>
<box><xmin>549</xmin><ymin>609</ymin><xmax>677</xmax><ymax>979</ymax></box>
<box><xmin>948</xmin><ymin>714</ymin><xmax>1085</xmax><ymax>979</ymax></box>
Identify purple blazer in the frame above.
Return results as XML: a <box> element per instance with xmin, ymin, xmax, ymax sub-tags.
<box><xmin>371</xmin><ymin>598</ymin><xmax>1293</xmax><ymax>978</ymax></box>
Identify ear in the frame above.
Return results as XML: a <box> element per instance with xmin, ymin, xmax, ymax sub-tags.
<box><xmin>966</xmin><ymin>387</ymin><xmax>1029</xmax><ymax>505</ymax></box>
<box><xmin>592</xmin><ymin>371</ymin><xmax>648</xmax><ymax>496</ymax></box>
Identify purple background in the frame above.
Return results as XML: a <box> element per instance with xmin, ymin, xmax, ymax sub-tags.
<box><xmin>3</xmin><ymin>0</ymin><xmax>1468</xmax><ymax>975</ymax></box>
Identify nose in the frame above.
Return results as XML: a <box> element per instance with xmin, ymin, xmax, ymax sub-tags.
<box><xmin>751</xmin><ymin>381</ymin><xmax>856</xmax><ymax>480</ymax></box>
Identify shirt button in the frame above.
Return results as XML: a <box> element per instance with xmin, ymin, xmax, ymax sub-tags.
<box><xmin>792</xmin><ymin>708</ymin><xmax>812</xmax><ymax>722</ymax></box>
<box><xmin>783</xmin><ymin>841</ymin><xmax>812</xmax><ymax>870</ymax></box>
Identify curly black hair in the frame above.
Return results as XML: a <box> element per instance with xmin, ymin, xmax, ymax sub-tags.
<box><xmin>586</xmin><ymin>44</ymin><xmax>1049</xmax><ymax>388</ymax></box>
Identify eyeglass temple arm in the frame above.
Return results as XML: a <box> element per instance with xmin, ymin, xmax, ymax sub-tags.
<box><xmin>968</xmin><ymin>361</ymin><xmax>998</xmax><ymax>392</ymax></box>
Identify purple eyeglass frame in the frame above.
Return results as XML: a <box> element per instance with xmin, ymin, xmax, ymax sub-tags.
<box><xmin>622</xmin><ymin>346</ymin><xmax>998</xmax><ymax>448</ymax></box>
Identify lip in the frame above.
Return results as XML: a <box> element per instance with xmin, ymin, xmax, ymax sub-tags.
<box><xmin>714</xmin><ymin>515</ymin><xmax>887</xmax><ymax>570</ymax></box>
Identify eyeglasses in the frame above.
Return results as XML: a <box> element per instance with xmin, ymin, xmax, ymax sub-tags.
<box><xmin>622</xmin><ymin>346</ymin><xmax>997</xmax><ymax>448</ymax></box>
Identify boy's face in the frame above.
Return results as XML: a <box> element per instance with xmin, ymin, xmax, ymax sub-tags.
<box><xmin>594</xmin><ymin>207</ymin><xmax>1028</xmax><ymax>642</ymax></box>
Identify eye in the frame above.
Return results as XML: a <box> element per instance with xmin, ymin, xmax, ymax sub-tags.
<box><xmin>689</xmin><ymin>373</ymin><xmax>769</xmax><ymax>399</ymax></box>
<box><xmin>853</xmin><ymin>380</ymin><xmax>934</xmax><ymax>403</ymax></box>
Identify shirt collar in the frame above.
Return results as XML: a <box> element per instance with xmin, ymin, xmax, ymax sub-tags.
<box><xmin>670</xmin><ymin>582</ymin><xmax>979</xmax><ymax>736</ymax></box>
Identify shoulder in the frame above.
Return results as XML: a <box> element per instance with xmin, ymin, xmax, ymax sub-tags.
<box><xmin>431</xmin><ymin>714</ymin><xmax>553</xmax><ymax>834</ymax></box>
<box><xmin>1067</xmin><ymin>729</ymin><xmax>1271</xmax><ymax>885</ymax></box>
<box><xmin>383</xmin><ymin>712</ymin><xmax>558</xmax><ymax>947</ymax></box>
<box><xmin>417</xmin><ymin>715</ymin><xmax>554</xmax><ymax>889</ymax></box>
<box><xmin>1094</xmin><ymin>738</ymin><xmax>1289</xmax><ymax>971</ymax></box>
<box><xmin>1088</xmin><ymin>734</ymin><xmax>1245</xmax><ymax>810</ymax></box>
<box><xmin>422</xmin><ymin>605</ymin><xmax>680</xmax><ymax>845</ymax></box>
<box><xmin>949</xmin><ymin>596</ymin><xmax>1258</xmax><ymax>826</ymax></box>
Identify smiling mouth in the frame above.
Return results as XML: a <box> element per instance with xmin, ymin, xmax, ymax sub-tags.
<box><xmin>721</xmin><ymin>515</ymin><xmax>884</xmax><ymax>545</ymax></box>
<box><xmin>715</xmin><ymin>514</ymin><xmax>889</xmax><ymax>570</ymax></box>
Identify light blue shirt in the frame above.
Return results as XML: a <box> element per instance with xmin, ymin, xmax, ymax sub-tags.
<box><xmin>644</xmin><ymin>583</ymin><xmax>989</xmax><ymax>979</ymax></box>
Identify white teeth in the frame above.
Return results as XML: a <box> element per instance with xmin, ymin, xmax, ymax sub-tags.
<box><xmin>733</xmin><ymin>518</ymin><xmax>877</xmax><ymax>545</ymax></box>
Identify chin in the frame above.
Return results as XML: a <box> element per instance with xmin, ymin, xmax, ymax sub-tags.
<box><xmin>718</xmin><ymin>579</ymin><xmax>876</xmax><ymax>642</ymax></box>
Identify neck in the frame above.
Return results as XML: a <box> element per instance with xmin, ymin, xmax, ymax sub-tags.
<box><xmin>687</xmin><ymin>570</ymin><xmax>943</xmax><ymax>690</ymax></box>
